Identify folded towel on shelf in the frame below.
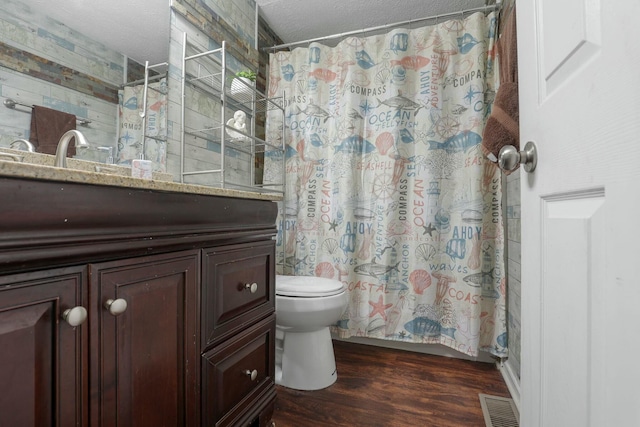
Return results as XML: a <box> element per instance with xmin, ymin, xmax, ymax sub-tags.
<box><xmin>482</xmin><ymin>4</ymin><xmax>519</xmax><ymax>173</ymax></box>
<box><xmin>30</xmin><ymin>105</ymin><xmax>77</xmax><ymax>156</ymax></box>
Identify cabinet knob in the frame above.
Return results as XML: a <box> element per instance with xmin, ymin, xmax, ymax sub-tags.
<box><xmin>245</xmin><ymin>282</ymin><xmax>258</xmax><ymax>294</ymax></box>
<box><xmin>62</xmin><ymin>306</ymin><xmax>88</xmax><ymax>327</ymax></box>
<box><xmin>104</xmin><ymin>298</ymin><xmax>128</xmax><ymax>316</ymax></box>
<box><xmin>244</xmin><ymin>369</ymin><xmax>258</xmax><ymax>381</ymax></box>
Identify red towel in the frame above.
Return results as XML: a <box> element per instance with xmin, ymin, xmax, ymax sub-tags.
<box><xmin>30</xmin><ymin>105</ymin><xmax>77</xmax><ymax>156</ymax></box>
<box><xmin>481</xmin><ymin>4</ymin><xmax>519</xmax><ymax>173</ymax></box>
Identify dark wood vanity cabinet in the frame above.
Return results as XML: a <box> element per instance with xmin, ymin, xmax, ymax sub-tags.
<box><xmin>0</xmin><ymin>176</ymin><xmax>278</xmax><ymax>427</ymax></box>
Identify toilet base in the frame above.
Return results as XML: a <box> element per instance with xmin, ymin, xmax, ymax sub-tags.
<box><xmin>275</xmin><ymin>326</ymin><xmax>338</xmax><ymax>390</ymax></box>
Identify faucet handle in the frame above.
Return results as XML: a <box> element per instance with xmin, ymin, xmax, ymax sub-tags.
<box><xmin>97</xmin><ymin>146</ymin><xmax>114</xmax><ymax>164</ymax></box>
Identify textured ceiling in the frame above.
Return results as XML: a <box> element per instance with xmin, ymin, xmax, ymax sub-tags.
<box><xmin>13</xmin><ymin>0</ymin><xmax>486</xmax><ymax>64</ymax></box>
<box><xmin>256</xmin><ymin>0</ymin><xmax>487</xmax><ymax>45</ymax></box>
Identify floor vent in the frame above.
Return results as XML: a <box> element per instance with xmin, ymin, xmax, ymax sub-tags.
<box><xmin>479</xmin><ymin>393</ymin><xmax>519</xmax><ymax>427</ymax></box>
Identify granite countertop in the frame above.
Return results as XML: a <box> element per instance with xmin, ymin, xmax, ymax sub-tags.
<box><xmin>0</xmin><ymin>149</ymin><xmax>282</xmax><ymax>201</ymax></box>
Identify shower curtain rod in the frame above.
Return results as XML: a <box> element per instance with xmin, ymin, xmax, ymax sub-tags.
<box><xmin>264</xmin><ymin>2</ymin><xmax>501</xmax><ymax>51</ymax></box>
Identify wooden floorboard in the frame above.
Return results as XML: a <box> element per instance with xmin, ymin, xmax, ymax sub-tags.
<box><xmin>272</xmin><ymin>340</ymin><xmax>511</xmax><ymax>427</ymax></box>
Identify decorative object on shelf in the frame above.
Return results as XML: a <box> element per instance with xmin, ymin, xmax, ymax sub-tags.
<box><xmin>226</xmin><ymin>110</ymin><xmax>250</xmax><ymax>142</ymax></box>
<box><xmin>230</xmin><ymin>70</ymin><xmax>256</xmax><ymax>99</ymax></box>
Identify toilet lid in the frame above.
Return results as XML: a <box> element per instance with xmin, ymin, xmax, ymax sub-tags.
<box><xmin>276</xmin><ymin>275</ymin><xmax>345</xmax><ymax>297</ymax></box>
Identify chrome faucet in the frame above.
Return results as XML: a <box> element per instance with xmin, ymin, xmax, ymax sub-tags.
<box><xmin>10</xmin><ymin>139</ymin><xmax>35</xmax><ymax>152</ymax></box>
<box><xmin>55</xmin><ymin>130</ymin><xmax>89</xmax><ymax>168</ymax></box>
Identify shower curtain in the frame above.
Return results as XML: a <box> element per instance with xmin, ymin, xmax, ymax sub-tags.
<box><xmin>265</xmin><ymin>11</ymin><xmax>506</xmax><ymax>357</ymax></box>
<box><xmin>117</xmin><ymin>78</ymin><xmax>168</xmax><ymax>169</ymax></box>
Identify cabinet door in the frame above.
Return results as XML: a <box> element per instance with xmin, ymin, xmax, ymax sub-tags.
<box><xmin>90</xmin><ymin>251</ymin><xmax>199</xmax><ymax>427</ymax></box>
<box><xmin>0</xmin><ymin>267</ymin><xmax>87</xmax><ymax>427</ymax></box>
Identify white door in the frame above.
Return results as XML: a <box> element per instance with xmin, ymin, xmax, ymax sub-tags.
<box><xmin>518</xmin><ymin>0</ymin><xmax>640</xmax><ymax>426</ymax></box>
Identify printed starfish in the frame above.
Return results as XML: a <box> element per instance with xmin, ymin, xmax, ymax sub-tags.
<box><xmin>359</xmin><ymin>99</ymin><xmax>374</xmax><ymax>116</ymax></box>
<box><xmin>422</xmin><ymin>223</ymin><xmax>437</xmax><ymax>236</ymax></box>
<box><xmin>328</xmin><ymin>220</ymin><xmax>339</xmax><ymax>231</ymax></box>
<box><xmin>121</xmin><ymin>131</ymin><xmax>134</xmax><ymax>144</ymax></box>
<box><xmin>369</xmin><ymin>295</ymin><xmax>393</xmax><ymax>321</ymax></box>
<box><xmin>464</xmin><ymin>86</ymin><xmax>482</xmax><ymax>104</ymax></box>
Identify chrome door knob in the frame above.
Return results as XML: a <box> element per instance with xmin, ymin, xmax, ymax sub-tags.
<box><xmin>62</xmin><ymin>306</ymin><xmax>88</xmax><ymax>327</ymax></box>
<box><xmin>244</xmin><ymin>369</ymin><xmax>258</xmax><ymax>381</ymax></box>
<box><xmin>498</xmin><ymin>141</ymin><xmax>538</xmax><ymax>173</ymax></box>
<box><xmin>245</xmin><ymin>282</ymin><xmax>258</xmax><ymax>294</ymax></box>
<box><xmin>104</xmin><ymin>298</ymin><xmax>128</xmax><ymax>316</ymax></box>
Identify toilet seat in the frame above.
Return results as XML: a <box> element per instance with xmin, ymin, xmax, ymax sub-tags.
<box><xmin>276</xmin><ymin>275</ymin><xmax>345</xmax><ymax>297</ymax></box>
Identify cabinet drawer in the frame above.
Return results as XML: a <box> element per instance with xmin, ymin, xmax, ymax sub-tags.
<box><xmin>202</xmin><ymin>316</ymin><xmax>275</xmax><ymax>427</ymax></box>
<box><xmin>202</xmin><ymin>241</ymin><xmax>275</xmax><ymax>347</ymax></box>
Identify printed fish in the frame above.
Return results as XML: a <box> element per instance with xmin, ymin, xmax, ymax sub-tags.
<box><xmin>308</xmin><ymin>68</ymin><xmax>337</xmax><ymax>82</ymax></box>
<box><xmin>285</xmin><ymin>255</ymin><xmax>309</xmax><ymax>268</ymax></box>
<box><xmin>427</xmin><ymin>131</ymin><xmax>482</xmax><ymax>153</ymax></box>
<box><xmin>457</xmin><ymin>33</ymin><xmax>479</xmax><ymax>54</ymax></box>
<box><xmin>389</xmin><ymin>33</ymin><xmax>409</xmax><ymax>54</ymax></box>
<box><xmin>451</xmin><ymin>104</ymin><xmax>468</xmax><ymax>115</ymax></box>
<box><xmin>390</xmin><ymin>55</ymin><xmax>431</xmax><ymax>71</ymax></box>
<box><xmin>347</xmin><ymin>109</ymin><xmax>364</xmax><ymax>121</ymax></box>
<box><xmin>148</xmin><ymin>100</ymin><xmax>165</xmax><ymax>112</ymax></box>
<box><xmin>281</xmin><ymin>64</ymin><xmax>295</xmax><ymax>81</ymax></box>
<box><xmin>377</xmin><ymin>94</ymin><xmax>423</xmax><ymax>112</ymax></box>
<box><xmin>284</xmin><ymin>144</ymin><xmax>298</xmax><ymax>159</ymax></box>
<box><xmin>123</xmin><ymin>96</ymin><xmax>138</xmax><ymax>110</ymax></box>
<box><xmin>463</xmin><ymin>269</ymin><xmax>494</xmax><ymax>287</ymax></box>
<box><xmin>309</xmin><ymin>133</ymin><xmax>324</xmax><ymax>147</ymax></box>
<box><xmin>355</xmin><ymin>50</ymin><xmax>376</xmax><ymax>69</ymax></box>
<box><xmin>353</xmin><ymin>207</ymin><xmax>375</xmax><ymax>220</ymax></box>
<box><xmin>354</xmin><ymin>259</ymin><xmax>400</xmax><ymax>278</ymax></box>
<box><xmin>334</xmin><ymin>135</ymin><xmax>376</xmax><ymax>154</ymax></box>
<box><xmin>398</xmin><ymin>128</ymin><xmax>414</xmax><ymax>143</ymax></box>
<box><xmin>403</xmin><ymin>317</ymin><xmax>441</xmax><ymax>337</ymax></box>
<box><xmin>302</xmin><ymin>102</ymin><xmax>332</xmax><ymax>123</ymax></box>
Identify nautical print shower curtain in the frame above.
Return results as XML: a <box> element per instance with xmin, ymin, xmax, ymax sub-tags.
<box><xmin>265</xmin><ymin>12</ymin><xmax>506</xmax><ymax>357</ymax></box>
<box><xmin>117</xmin><ymin>78</ymin><xmax>168</xmax><ymax>170</ymax></box>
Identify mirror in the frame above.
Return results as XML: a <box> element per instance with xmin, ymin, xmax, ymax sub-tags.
<box><xmin>0</xmin><ymin>0</ymin><xmax>170</xmax><ymax>165</ymax></box>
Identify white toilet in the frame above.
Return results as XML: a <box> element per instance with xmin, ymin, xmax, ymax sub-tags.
<box><xmin>275</xmin><ymin>274</ymin><xmax>348</xmax><ymax>390</ymax></box>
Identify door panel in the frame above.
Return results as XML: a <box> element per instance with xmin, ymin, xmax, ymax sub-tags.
<box><xmin>0</xmin><ymin>268</ymin><xmax>87</xmax><ymax>427</ymax></box>
<box><xmin>518</xmin><ymin>0</ymin><xmax>640</xmax><ymax>425</ymax></box>
<box><xmin>91</xmin><ymin>251</ymin><xmax>199</xmax><ymax>427</ymax></box>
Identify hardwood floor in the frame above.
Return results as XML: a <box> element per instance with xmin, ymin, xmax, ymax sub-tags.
<box><xmin>272</xmin><ymin>340</ymin><xmax>512</xmax><ymax>427</ymax></box>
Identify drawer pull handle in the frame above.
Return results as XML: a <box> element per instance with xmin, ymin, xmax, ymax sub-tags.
<box><xmin>104</xmin><ymin>298</ymin><xmax>128</xmax><ymax>316</ymax></box>
<box><xmin>244</xmin><ymin>369</ymin><xmax>258</xmax><ymax>381</ymax></box>
<box><xmin>62</xmin><ymin>306</ymin><xmax>88</xmax><ymax>327</ymax></box>
<box><xmin>245</xmin><ymin>282</ymin><xmax>258</xmax><ymax>294</ymax></box>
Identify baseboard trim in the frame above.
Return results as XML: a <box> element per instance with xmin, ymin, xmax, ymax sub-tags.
<box><xmin>497</xmin><ymin>359</ymin><xmax>521</xmax><ymax>411</ymax></box>
<box><xmin>333</xmin><ymin>335</ymin><xmax>496</xmax><ymax>363</ymax></box>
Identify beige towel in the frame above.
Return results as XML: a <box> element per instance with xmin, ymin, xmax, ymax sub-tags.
<box><xmin>481</xmin><ymin>4</ymin><xmax>519</xmax><ymax>173</ymax></box>
<box><xmin>30</xmin><ymin>105</ymin><xmax>77</xmax><ymax>156</ymax></box>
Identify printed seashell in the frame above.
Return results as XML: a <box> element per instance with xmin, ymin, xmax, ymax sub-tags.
<box><xmin>315</xmin><ymin>262</ymin><xmax>335</xmax><ymax>279</ymax></box>
<box><xmin>375</xmin><ymin>132</ymin><xmax>395</xmax><ymax>155</ymax></box>
<box><xmin>296</xmin><ymin>79</ymin><xmax>307</xmax><ymax>93</ymax></box>
<box><xmin>409</xmin><ymin>269</ymin><xmax>432</xmax><ymax>295</ymax></box>
<box><xmin>375</xmin><ymin>68</ymin><xmax>391</xmax><ymax>85</ymax></box>
<box><xmin>351</xmin><ymin>70</ymin><xmax>371</xmax><ymax>87</ymax></box>
<box><xmin>321</xmin><ymin>238</ymin><xmax>340</xmax><ymax>254</ymax></box>
<box><xmin>416</xmin><ymin>244</ymin><xmax>437</xmax><ymax>262</ymax></box>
